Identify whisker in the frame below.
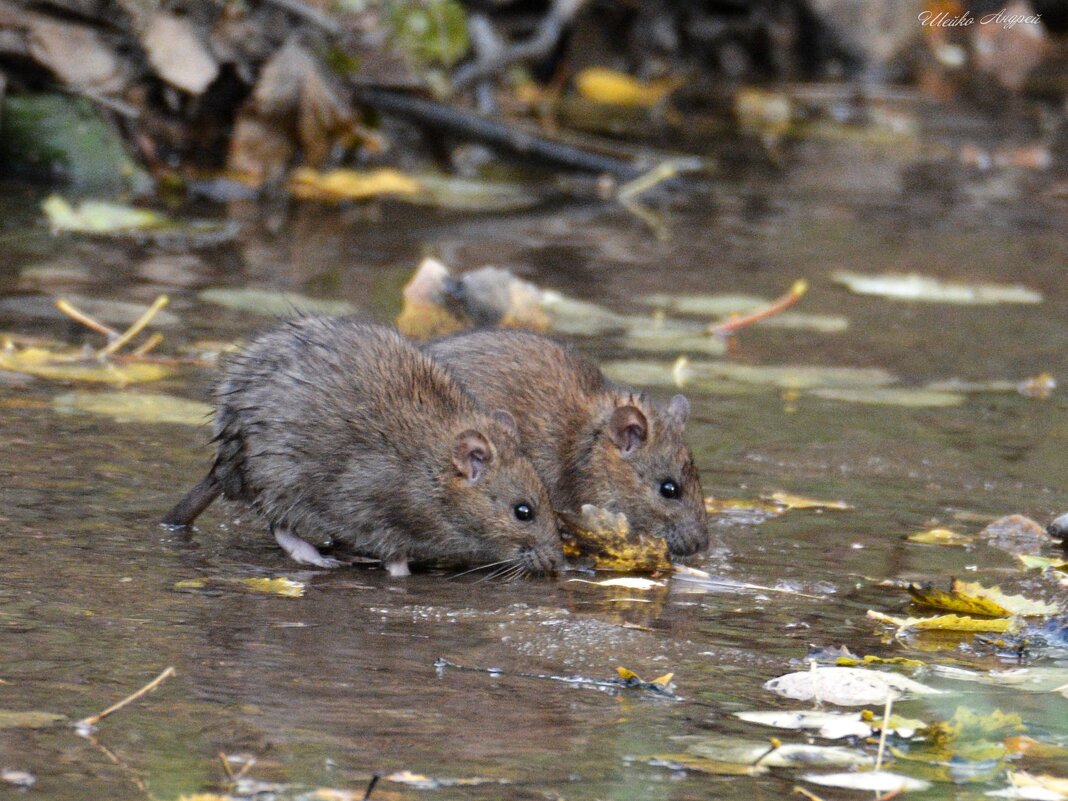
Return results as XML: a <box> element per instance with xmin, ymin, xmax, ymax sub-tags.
<box><xmin>450</xmin><ymin>557</ymin><xmax>517</xmax><ymax>580</ymax></box>
<box><xmin>475</xmin><ymin>564</ymin><xmax>514</xmax><ymax>584</ymax></box>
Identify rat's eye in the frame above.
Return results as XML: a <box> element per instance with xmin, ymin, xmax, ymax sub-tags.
<box><xmin>659</xmin><ymin>480</ymin><xmax>680</xmax><ymax>500</ymax></box>
<box><xmin>514</xmin><ymin>503</ymin><xmax>534</xmax><ymax>522</ymax></box>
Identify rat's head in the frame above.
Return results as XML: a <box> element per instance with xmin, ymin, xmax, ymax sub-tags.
<box><xmin>444</xmin><ymin>410</ymin><xmax>562</xmax><ymax>576</ymax></box>
<box><xmin>571</xmin><ymin>393</ymin><xmax>709</xmax><ymax>556</ymax></box>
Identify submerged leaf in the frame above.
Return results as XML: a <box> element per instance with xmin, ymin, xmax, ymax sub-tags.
<box><xmin>1007</xmin><ymin>772</ymin><xmax>1068</xmax><ymax>799</ymax></box>
<box><xmin>386</xmin><ymin>770</ymin><xmax>509</xmax><ymax>789</ymax></box>
<box><xmin>43</xmin><ymin>195</ymin><xmax>166</xmax><ymax>233</ymax></box>
<box><xmin>687</xmin><ymin>737</ymin><xmax>874</xmax><ymax>768</ymax></box>
<box><xmin>765</xmin><ymin>491</ymin><xmax>851</xmax><ymax>511</ymax></box>
<box><xmin>735</xmin><ymin>710</ymin><xmax>872</xmax><ymax>739</ymax></box>
<box><xmin>0</xmin><ymin>711</ymin><xmax>67</xmax><ymax>729</ymax></box>
<box><xmin>868</xmin><ymin>609</ymin><xmax>1016</xmax><ymax>633</ymax></box>
<box><xmin>238</xmin><ymin>578</ymin><xmax>305</xmax><ymax>598</ymax></box>
<box><xmin>908</xmin><ymin>528</ymin><xmax>975</xmax><ymax>546</ymax></box>
<box><xmin>54</xmin><ymin>391</ymin><xmax>212</xmax><ymax>426</ymax></box>
<box><xmin>810</xmin><ymin>386</ymin><xmax>965</xmax><ymax>407</ymax></box>
<box><xmin>802</xmin><ymin>771</ymin><xmax>931</xmax><ymax>793</ymax></box>
<box><xmin>765</xmin><ymin>667</ymin><xmax>942</xmax><ymax>706</ymax></box>
<box><xmin>832</xmin><ymin>271</ymin><xmax>1042</xmax><ymax>305</ymax></box>
<box><xmin>644</xmin><ymin>754</ymin><xmax>767</xmax><ymax>776</ymax></box>
<box><xmin>0</xmin><ymin>348</ymin><xmax>170</xmax><ymax>386</ymax></box>
<box><xmin>560</xmin><ymin>504</ymin><xmax>672</xmax><ymax>573</ymax></box>
<box><xmin>198</xmin><ymin>288</ymin><xmax>356</xmax><ymax>317</ymax></box>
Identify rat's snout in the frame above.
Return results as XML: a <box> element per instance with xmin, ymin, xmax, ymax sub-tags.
<box><xmin>663</xmin><ymin>518</ymin><xmax>711</xmax><ymax>556</ymax></box>
<box><xmin>519</xmin><ymin>542</ymin><xmax>562</xmax><ymax>576</ymax></box>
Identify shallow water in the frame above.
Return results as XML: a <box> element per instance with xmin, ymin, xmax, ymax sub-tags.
<box><xmin>1</xmin><ymin>118</ymin><xmax>1068</xmax><ymax>800</ymax></box>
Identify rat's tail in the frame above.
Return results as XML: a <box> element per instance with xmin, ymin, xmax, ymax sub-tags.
<box><xmin>162</xmin><ymin>472</ymin><xmax>222</xmax><ymax>527</ymax></box>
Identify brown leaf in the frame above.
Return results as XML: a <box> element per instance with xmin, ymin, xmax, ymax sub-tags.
<box><xmin>26</xmin><ymin>15</ymin><xmax>126</xmax><ymax>94</ymax></box>
<box><xmin>142</xmin><ymin>13</ymin><xmax>218</xmax><ymax>95</ymax></box>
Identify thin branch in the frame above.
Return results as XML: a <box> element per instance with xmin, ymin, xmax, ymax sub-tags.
<box><xmin>77</xmin><ymin>666</ymin><xmax>176</xmax><ymax>730</ymax></box>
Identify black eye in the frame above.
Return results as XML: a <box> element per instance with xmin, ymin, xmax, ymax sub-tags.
<box><xmin>514</xmin><ymin>503</ymin><xmax>534</xmax><ymax>522</ymax></box>
<box><xmin>659</xmin><ymin>480</ymin><xmax>680</xmax><ymax>500</ymax></box>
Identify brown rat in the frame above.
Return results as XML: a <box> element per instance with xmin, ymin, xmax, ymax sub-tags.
<box><xmin>425</xmin><ymin>330</ymin><xmax>709</xmax><ymax>556</ymax></box>
<box><xmin>163</xmin><ymin>318</ymin><xmax>562</xmax><ymax>577</ymax></box>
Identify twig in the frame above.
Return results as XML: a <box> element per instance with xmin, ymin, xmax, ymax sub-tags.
<box><xmin>451</xmin><ymin>0</ymin><xmax>589</xmax><ymax>91</ymax></box>
<box><xmin>354</xmin><ymin>87</ymin><xmax>643</xmax><ymax>179</ymax></box>
<box><xmin>98</xmin><ymin>295</ymin><xmax>169</xmax><ymax>358</ymax></box>
<box><xmin>874</xmin><ymin>692</ymin><xmax>893</xmax><ymax>772</ymax></box>
<box><xmin>793</xmin><ymin>785</ymin><xmax>827</xmax><ymax>801</ymax></box>
<box><xmin>617</xmin><ymin>161</ymin><xmax>679</xmax><ymax>202</ymax></box>
<box><xmin>56</xmin><ymin>299</ymin><xmax>121</xmax><ymax>340</ymax></box>
<box><xmin>77</xmin><ymin>666</ymin><xmax>176</xmax><ymax>730</ymax></box>
<box><xmin>751</xmin><ymin>738</ymin><xmax>782</xmax><ymax>766</ymax></box>
<box><xmin>706</xmin><ymin>279</ymin><xmax>808</xmax><ymax>336</ymax></box>
<box><xmin>362</xmin><ymin>772</ymin><xmax>381</xmax><ymax>801</ymax></box>
<box><xmin>84</xmin><ymin>734</ymin><xmax>149</xmax><ymax>794</ymax></box>
<box><xmin>218</xmin><ymin>752</ymin><xmax>234</xmax><ymax>781</ymax></box>
<box><xmin>130</xmin><ymin>332</ymin><xmax>164</xmax><ymax>357</ymax></box>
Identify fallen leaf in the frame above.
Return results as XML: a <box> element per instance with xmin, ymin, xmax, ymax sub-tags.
<box><xmin>765</xmin><ymin>491</ymin><xmax>851</xmax><ymax>511</ymax></box>
<box><xmin>735</xmin><ymin>709</ymin><xmax>873</xmax><ymax>739</ymax></box>
<box><xmin>1018</xmin><ymin>555</ymin><xmax>1068</xmax><ymax>572</ymax></box>
<box><xmin>0</xmin><ymin>711</ymin><xmax>66</xmax><ymax>729</ymax></box>
<box><xmin>198</xmin><ymin>288</ymin><xmax>356</xmax><ymax>317</ymax></box>
<box><xmin>574</xmin><ymin>67</ymin><xmax>681</xmax><ymax>108</ymax></box>
<box><xmin>0</xmin><ymin>347</ymin><xmax>170</xmax><ymax>386</ymax></box>
<box><xmin>831</xmin><ymin>271</ymin><xmax>1042</xmax><ymax>304</ymax></box>
<box><xmin>288</xmin><ymin>167</ymin><xmax>423</xmax><ymax>202</ymax></box>
<box><xmin>43</xmin><ymin>195</ymin><xmax>166</xmax><ymax>234</ymax></box>
<box><xmin>560</xmin><ymin>504</ymin><xmax>672</xmax><ymax>573</ymax></box>
<box><xmin>867</xmin><ymin>609</ymin><xmax>1016</xmax><ymax>633</ymax></box>
<box><xmin>643</xmin><ymin>754</ymin><xmax>767</xmax><ymax>776</ymax></box>
<box><xmin>802</xmin><ymin>770</ymin><xmax>931</xmax><ymax>793</ymax></box>
<box><xmin>908</xmin><ymin>528</ymin><xmax>974</xmax><ymax>546</ymax></box>
<box><xmin>54</xmin><ymin>391</ymin><xmax>212</xmax><ymax>426</ymax></box>
<box><xmin>764</xmin><ymin>667</ymin><xmax>942</xmax><ymax>706</ymax></box>
<box><xmin>810</xmin><ymin>386</ymin><xmax>965</xmax><ymax>407</ymax></box>
<box><xmin>142</xmin><ymin>13</ymin><xmax>218</xmax><ymax>95</ymax></box>
<box><xmin>386</xmin><ymin>770</ymin><xmax>509</xmax><ymax>789</ymax></box>
<box><xmin>238</xmin><ymin>578</ymin><xmax>305</xmax><ymax>598</ymax></box>
<box><xmin>567</xmin><ymin>577</ymin><xmax>665</xmax><ymax>590</ymax></box>
<box><xmin>687</xmin><ymin>737</ymin><xmax>874</xmax><ymax>768</ymax></box>
<box><xmin>909</xmin><ymin>580</ymin><xmax>1059</xmax><ymax>617</ymax></box>
<box><xmin>1007</xmin><ymin>772</ymin><xmax>1068</xmax><ymax>799</ymax></box>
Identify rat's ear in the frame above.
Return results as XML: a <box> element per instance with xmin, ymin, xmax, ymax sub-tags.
<box><xmin>609</xmin><ymin>404</ymin><xmax>648</xmax><ymax>457</ymax></box>
<box><xmin>453</xmin><ymin>430</ymin><xmax>493</xmax><ymax>482</ymax></box>
<box><xmin>666</xmin><ymin>394</ymin><xmax>690</xmax><ymax>427</ymax></box>
<box><xmin>491</xmin><ymin>409</ymin><xmax>518</xmax><ymax>440</ymax></box>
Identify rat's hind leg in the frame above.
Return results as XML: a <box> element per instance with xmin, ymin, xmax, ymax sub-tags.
<box><xmin>272</xmin><ymin>525</ymin><xmax>346</xmax><ymax>568</ymax></box>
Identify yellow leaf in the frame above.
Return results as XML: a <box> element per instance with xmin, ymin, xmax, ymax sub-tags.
<box><xmin>43</xmin><ymin>195</ymin><xmax>168</xmax><ymax>233</ymax></box>
<box><xmin>1019</xmin><ymin>554</ymin><xmax>1068</xmax><ymax>572</ymax></box>
<box><xmin>174</xmin><ymin>579</ymin><xmax>208</xmax><ymax>590</ymax></box>
<box><xmin>288</xmin><ymin>167</ymin><xmax>423</xmax><ymax>202</ymax></box>
<box><xmin>867</xmin><ymin>609</ymin><xmax>1015</xmax><ymax>633</ymax></box>
<box><xmin>910</xmin><ymin>580</ymin><xmax>1059</xmax><ymax>617</ymax></box>
<box><xmin>705</xmin><ymin>496</ymin><xmax>784</xmax><ymax>516</ymax></box>
<box><xmin>0</xmin><ymin>348</ymin><xmax>170</xmax><ymax>386</ymax></box>
<box><xmin>651</xmin><ymin>672</ymin><xmax>674</xmax><ymax>686</ymax></box>
<box><xmin>616</xmin><ymin>667</ymin><xmax>640</xmax><ymax>681</ymax></box>
<box><xmin>645</xmin><ymin>754</ymin><xmax>767</xmax><ymax>776</ymax></box>
<box><xmin>238</xmin><ymin>578</ymin><xmax>305</xmax><ymax>598</ymax></box>
<box><xmin>908</xmin><ymin>527</ymin><xmax>974</xmax><ymax>546</ymax></box>
<box><xmin>765</xmin><ymin>491</ymin><xmax>852</xmax><ymax>510</ymax></box>
<box><xmin>560</xmin><ymin>505</ymin><xmax>672</xmax><ymax>573</ymax></box>
<box><xmin>54</xmin><ymin>391</ymin><xmax>211</xmax><ymax>426</ymax></box>
<box><xmin>574</xmin><ymin>67</ymin><xmax>681</xmax><ymax>108</ymax></box>
<box><xmin>834</xmin><ymin>655</ymin><xmax>925</xmax><ymax>669</ymax></box>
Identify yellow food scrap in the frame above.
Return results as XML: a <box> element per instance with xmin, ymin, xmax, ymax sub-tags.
<box><xmin>574</xmin><ymin>67</ymin><xmax>681</xmax><ymax>108</ymax></box>
<box><xmin>561</xmin><ymin>505</ymin><xmax>672</xmax><ymax>573</ymax></box>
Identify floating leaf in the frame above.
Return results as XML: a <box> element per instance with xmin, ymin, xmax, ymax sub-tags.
<box><xmin>831</xmin><ymin>271</ymin><xmax>1042</xmax><ymax>304</ymax></box>
<box><xmin>560</xmin><ymin>505</ymin><xmax>671</xmax><ymax>573</ymax></box>
<box><xmin>0</xmin><ymin>711</ymin><xmax>67</xmax><ymax>729</ymax></box>
<box><xmin>643</xmin><ymin>754</ymin><xmax>767</xmax><ymax>776</ymax></box>
<box><xmin>765</xmin><ymin>491</ymin><xmax>851</xmax><ymax>511</ymax></box>
<box><xmin>642</xmin><ymin>292</ymin><xmax>848</xmax><ymax>332</ymax></box>
<box><xmin>810</xmin><ymin>386</ymin><xmax>965</xmax><ymax>407</ymax></box>
<box><xmin>54</xmin><ymin>391</ymin><xmax>211</xmax><ymax>426</ymax></box>
<box><xmin>735</xmin><ymin>710</ymin><xmax>872</xmax><ymax>739</ymax></box>
<box><xmin>1019</xmin><ymin>555</ymin><xmax>1068</xmax><ymax>572</ymax></box>
<box><xmin>386</xmin><ymin>770</ymin><xmax>510</xmax><ymax>789</ymax></box>
<box><xmin>802</xmin><ymin>771</ymin><xmax>931</xmax><ymax>793</ymax></box>
<box><xmin>686</xmin><ymin>737</ymin><xmax>874</xmax><ymax>768</ymax></box>
<box><xmin>574</xmin><ymin>67</ymin><xmax>681</xmax><ymax>108</ymax></box>
<box><xmin>43</xmin><ymin>195</ymin><xmax>166</xmax><ymax>233</ymax></box>
<box><xmin>603</xmin><ymin>359</ymin><xmax>894</xmax><ymax>393</ymax></box>
<box><xmin>0</xmin><ymin>347</ymin><xmax>170</xmax><ymax>386</ymax></box>
<box><xmin>909</xmin><ymin>580</ymin><xmax>1059</xmax><ymax>618</ymax></box>
<box><xmin>1007</xmin><ymin>772</ymin><xmax>1068</xmax><ymax>799</ymax></box>
<box><xmin>868</xmin><ymin>609</ymin><xmax>1016</xmax><ymax>633</ymax></box>
<box><xmin>289</xmin><ymin>167</ymin><xmax>423</xmax><ymax>202</ymax></box>
<box><xmin>620</xmin><ymin>321</ymin><xmax>729</xmax><ymax>357</ymax></box>
<box><xmin>764</xmin><ymin>667</ymin><xmax>942</xmax><ymax>706</ymax></box>
<box><xmin>567</xmin><ymin>577</ymin><xmax>665</xmax><ymax>590</ymax></box>
<box><xmin>198</xmin><ymin>288</ymin><xmax>356</xmax><ymax>317</ymax></box>
<box><xmin>909</xmin><ymin>528</ymin><xmax>975</xmax><ymax>546</ymax></box>
<box><xmin>931</xmin><ymin>665</ymin><xmax>1068</xmax><ymax>692</ymax></box>
<box><xmin>238</xmin><ymin>578</ymin><xmax>305</xmax><ymax>598</ymax></box>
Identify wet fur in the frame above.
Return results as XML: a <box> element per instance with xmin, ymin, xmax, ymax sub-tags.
<box><xmin>168</xmin><ymin>319</ymin><xmax>562</xmax><ymax>573</ymax></box>
<box><xmin>426</xmin><ymin>330</ymin><xmax>709</xmax><ymax>555</ymax></box>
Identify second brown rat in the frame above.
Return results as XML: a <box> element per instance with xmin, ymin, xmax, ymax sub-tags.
<box><xmin>425</xmin><ymin>330</ymin><xmax>709</xmax><ymax>555</ymax></box>
<box><xmin>164</xmin><ymin>318</ymin><xmax>562</xmax><ymax>577</ymax></box>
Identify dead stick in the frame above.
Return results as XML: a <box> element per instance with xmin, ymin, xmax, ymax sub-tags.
<box><xmin>130</xmin><ymin>332</ymin><xmax>164</xmax><ymax>357</ymax></box>
<box><xmin>56</xmin><ymin>299</ymin><xmax>121</xmax><ymax>340</ymax></box>
<box><xmin>706</xmin><ymin>279</ymin><xmax>807</xmax><ymax>336</ymax></box>
<box><xmin>354</xmin><ymin>87</ymin><xmax>643</xmax><ymax>179</ymax></box>
<box><xmin>874</xmin><ymin>692</ymin><xmax>893</xmax><ymax>772</ymax></box>
<box><xmin>78</xmin><ymin>666</ymin><xmax>176</xmax><ymax>728</ymax></box>
<box><xmin>98</xmin><ymin>295</ymin><xmax>169</xmax><ymax>358</ymax></box>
